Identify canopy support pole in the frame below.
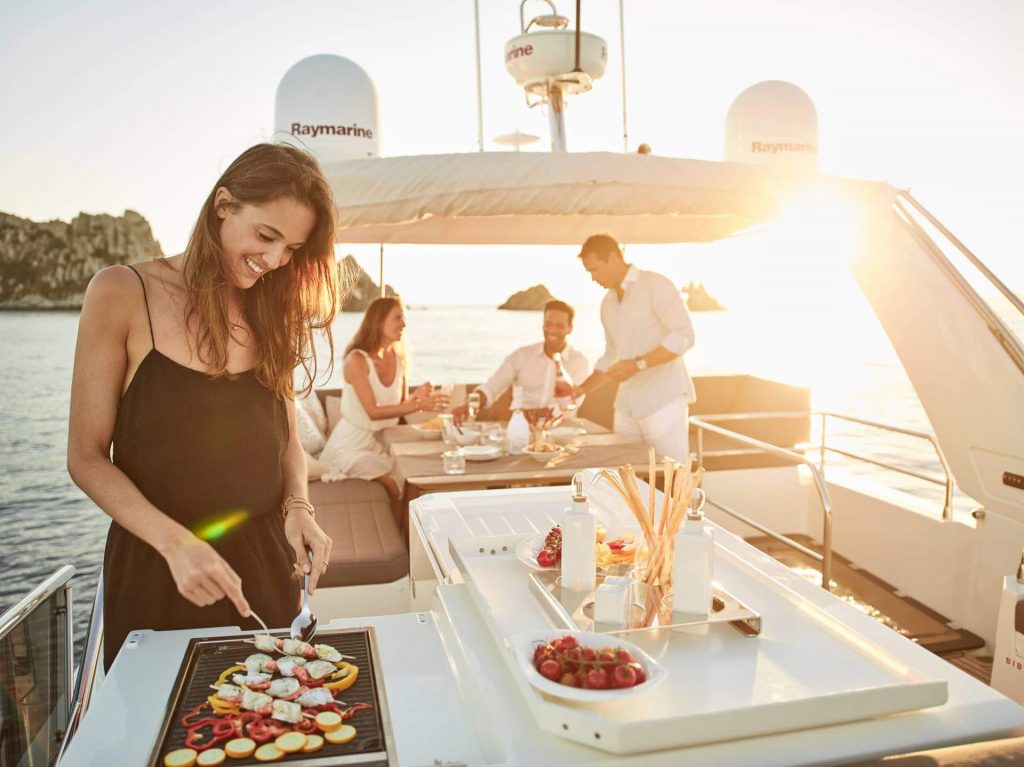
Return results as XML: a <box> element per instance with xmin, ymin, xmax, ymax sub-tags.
<box><xmin>474</xmin><ymin>0</ymin><xmax>484</xmax><ymax>152</ymax></box>
<box><xmin>619</xmin><ymin>0</ymin><xmax>629</xmax><ymax>153</ymax></box>
<box><xmin>379</xmin><ymin>244</ymin><xmax>385</xmax><ymax>298</ymax></box>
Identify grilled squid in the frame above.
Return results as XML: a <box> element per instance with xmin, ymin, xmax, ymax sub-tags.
<box><xmin>270</xmin><ymin>699</ymin><xmax>303</xmax><ymax>724</ymax></box>
<box><xmin>232</xmin><ymin>672</ymin><xmax>271</xmax><ymax>690</ymax></box>
<box><xmin>295</xmin><ymin>687</ymin><xmax>338</xmax><ymax>708</ymax></box>
<box><xmin>241</xmin><ymin>653</ymin><xmax>275</xmax><ymax>675</ymax></box>
<box><xmin>247</xmin><ymin>634</ymin><xmax>279</xmax><ymax>654</ymax></box>
<box><xmin>280</xmin><ymin>638</ymin><xmax>318</xmax><ymax>658</ymax></box>
<box><xmin>212</xmin><ymin>683</ymin><xmax>243</xmax><ymax>704</ymax></box>
<box><xmin>241</xmin><ymin>690</ymin><xmax>274</xmax><ymax>714</ymax></box>
<box><xmin>266</xmin><ymin>677</ymin><xmax>301</xmax><ymax>699</ymax></box>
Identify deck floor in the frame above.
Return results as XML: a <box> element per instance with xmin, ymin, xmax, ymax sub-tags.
<box><xmin>745</xmin><ymin>534</ymin><xmax>992</xmax><ymax>684</ymax></box>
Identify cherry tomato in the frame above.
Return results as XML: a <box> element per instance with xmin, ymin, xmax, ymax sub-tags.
<box><xmin>585</xmin><ymin>669</ymin><xmax>610</xmax><ymax>689</ymax></box>
<box><xmin>539</xmin><ymin>659</ymin><xmax>562</xmax><ymax>681</ymax></box>
<box><xmin>559</xmin><ymin>635</ymin><xmax>578</xmax><ymax>650</ymax></box>
<box><xmin>536</xmin><ymin>549</ymin><xmax>556</xmax><ymax>568</ymax></box>
<box><xmin>581</xmin><ymin>647</ymin><xmax>597</xmax><ymax>662</ymax></box>
<box><xmin>615</xmin><ymin>648</ymin><xmax>633</xmax><ymax>664</ymax></box>
<box><xmin>558</xmin><ymin>672</ymin><xmax>576</xmax><ymax>686</ymax></box>
<box><xmin>629</xmin><ymin>662</ymin><xmax>647</xmax><ymax>684</ymax></box>
<box><xmin>611</xmin><ymin>664</ymin><xmax>638</xmax><ymax>688</ymax></box>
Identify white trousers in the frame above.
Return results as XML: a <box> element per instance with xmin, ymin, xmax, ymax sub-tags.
<box><xmin>613</xmin><ymin>398</ymin><xmax>690</xmax><ymax>462</ymax></box>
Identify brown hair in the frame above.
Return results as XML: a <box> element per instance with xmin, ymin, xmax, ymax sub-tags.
<box><xmin>345</xmin><ymin>296</ymin><xmax>406</xmax><ymax>373</ymax></box>
<box><xmin>181</xmin><ymin>143</ymin><xmax>340</xmax><ymax>398</ymax></box>
<box><xmin>578</xmin><ymin>233</ymin><xmax>623</xmax><ymax>262</ymax></box>
<box><xmin>543</xmin><ymin>299</ymin><xmax>575</xmax><ymax>326</ymax></box>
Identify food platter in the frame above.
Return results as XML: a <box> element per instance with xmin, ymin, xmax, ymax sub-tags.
<box><xmin>149</xmin><ymin>628</ymin><xmax>392</xmax><ymax>766</ymax></box>
<box><xmin>509</xmin><ymin>630</ymin><xmax>667</xmax><ymax>703</ymax></box>
<box><xmin>514</xmin><ymin>527</ymin><xmax>639</xmax><ymax>572</ymax></box>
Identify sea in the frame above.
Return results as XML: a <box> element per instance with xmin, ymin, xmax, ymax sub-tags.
<box><xmin>0</xmin><ymin>304</ymin><xmax>995</xmax><ymax>662</ymax></box>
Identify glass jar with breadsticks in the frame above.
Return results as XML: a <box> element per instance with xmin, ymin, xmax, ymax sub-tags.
<box><xmin>596</xmin><ymin>450</ymin><xmax>706</xmax><ymax>622</ymax></box>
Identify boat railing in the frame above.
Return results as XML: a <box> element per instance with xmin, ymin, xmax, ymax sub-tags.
<box><xmin>690</xmin><ymin>414</ymin><xmax>834</xmax><ymax>591</ymax></box>
<box><xmin>691</xmin><ymin>410</ymin><xmax>960</xmax><ymax>590</ymax></box>
<box><xmin>56</xmin><ymin>573</ymin><xmax>104</xmax><ymax>764</ymax></box>
<box><xmin>0</xmin><ymin>565</ymin><xmax>75</xmax><ymax>767</ymax></box>
<box><xmin>895</xmin><ymin>191</ymin><xmax>1024</xmax><ymax>377</ymax></box>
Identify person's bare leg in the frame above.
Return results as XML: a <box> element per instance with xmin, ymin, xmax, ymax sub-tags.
<box><xmin>374</xmin><ymin>474</ymin><xmax>401</xmax><ymax>503</ymax></box>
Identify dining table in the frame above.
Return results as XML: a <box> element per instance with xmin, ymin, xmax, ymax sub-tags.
<box><xmin>381</xmin><ymin>418</ymin><xmax>665</xmax><ymax>536</ymax></box>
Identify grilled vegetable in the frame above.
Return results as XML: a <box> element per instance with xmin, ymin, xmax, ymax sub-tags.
<box><xmin>163</xmin><ymin>748</ymin><xmax>198</xmax><ymax>767</ymax></box>
<box><xmin>224</xmin><ymin>738</ymin><xmax>256</xmax><ymax>759</ymax></box>
<box><xmin>314</xmin><ymin>711</ymin><xmax>342</xmax><ymax>732</ymax></box>
<box><xmin>324</xmin><ymin>724</ymin><xmax>357</xmax><ymax>745</ymax></box>
<box><xmin>274</xmin><ymin>732</ymin><xmax>307</xmax><ymax>754</ymax></box>
<box><xmin>253</xmin><ymin>743</ymin><xmax>284</xmax><ymax>762</ymax></box>
<box><xmin>195</xmin><ymin>748</ymin><xmax>226</xmax><ymax>766</ymax></box>
<box><xmin>301</xmin><ymin>734</ymin><xmax>324</xmax><ymax>753</ymax></box>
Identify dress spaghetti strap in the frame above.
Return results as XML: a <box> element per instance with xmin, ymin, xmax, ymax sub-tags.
<box><xmin>124</xmin><ymin>264</ymin><xmax>156</xmax><ymax>351</ymax></box>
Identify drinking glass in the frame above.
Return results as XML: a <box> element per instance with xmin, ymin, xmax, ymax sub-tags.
<box><xmin>466</xmin><ymin>391</ymin><xmax>481</xmax><ymax>423</ymax></box>
<box><xmin>442</xmin><ymin>449</ymin><xmax>466</xmax><ymax>475</ymax></box>
<box><xmin>438</xmin><ymin>413</ymin><xmax>459</xmax><ymax>450</ymax></box>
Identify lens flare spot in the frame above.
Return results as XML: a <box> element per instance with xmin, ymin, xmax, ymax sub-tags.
<box><xmin>192</xmin><ymin>509</ymin><xmax>251</xmax><ymax>541</ymax></box>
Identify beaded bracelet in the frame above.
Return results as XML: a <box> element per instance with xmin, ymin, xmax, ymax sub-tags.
<box><xmin>281</xmin><ymin>495</ymin><xmax>316</xmax><ymax>520</ymax></box>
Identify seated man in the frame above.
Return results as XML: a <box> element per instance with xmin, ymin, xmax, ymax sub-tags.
<box><xmin>470</xmin><ymin>299</ymin><xmax>590</xmax><ymax>418</ymax></box>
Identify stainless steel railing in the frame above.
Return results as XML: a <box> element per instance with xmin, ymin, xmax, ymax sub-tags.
<box><xmin>691</xmin><ymin>409</ymin><xmax>960</xmax><ymax>590</ymax></box>
<box><xmin>817</xmin><ymin>411</ymin><xmax>954</xmax><ymax>520</ymax></box>
<box><xmin>0</xmin><ymin>566</ymin><xmax>75</xmax><ymax>767</ymax></box>
<box><xmin>57</xmin><ymin>573</ymin><xmax>105</xmax><ymax>763</ymax></box>
<box><xmin>690</xmin><ymin>416</ymin><xmax>834</xmax><ymax>591</ymax></box>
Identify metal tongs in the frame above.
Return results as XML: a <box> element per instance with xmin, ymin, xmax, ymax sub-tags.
<box><xmin>289</xmin><ymin>549</ymin><xmax>318</xmax><ymax>641</ymax></box>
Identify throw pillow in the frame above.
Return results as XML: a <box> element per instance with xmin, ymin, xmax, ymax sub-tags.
<box><xmin>298</xmin><ymin>391</ymin><xmax>328</xmax><ymax>435</ymax></box>
<box><xmin>295</xmin><ymin>400</ymin><xmax>326</xmax><ymax>455</ymax></box>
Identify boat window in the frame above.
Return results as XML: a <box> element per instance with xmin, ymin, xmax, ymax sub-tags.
<box><xmin>0</xmin><ymin>579</ymin><xmax>72</xmax><ymax>767</ymax></box>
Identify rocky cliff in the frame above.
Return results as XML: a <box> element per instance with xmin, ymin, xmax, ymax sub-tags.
<box><xmin>499</xmin><ymin>284</ymin><xmax>554</xmax><ymax>311</ymax></box>
<box><xmin>682</xmin><ymin>281</ymin><xmax>726</xmax><ymax>312</ymax></box>
<box><xmin>0</xmin><ymin>210</ymin><xmax>163</xmax><ymax>308</ymax></box>
<box><xmin>339</xmin><ymin>255</ymin><xmax>397</xmax><ymax>311</ymax></box>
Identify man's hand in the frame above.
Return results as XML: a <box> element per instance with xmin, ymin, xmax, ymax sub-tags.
<box><xmin>554</xmin><ymin>379</ymin><xmax>575</xmax><ymax>399</ymax></box>
<box><xmin>451</xmin><ymin>403</ymin><xmax>470</xmax><ymax>426</ymax></box>
<box><xmin>605</xmin><ymin>359</ymin><xmax>640</xmax><ymax>383</ymax></box>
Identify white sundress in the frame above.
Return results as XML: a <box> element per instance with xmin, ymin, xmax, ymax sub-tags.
<box><xmin>319</xmin><ymin>349</ymin><xmax>403</xmax><ymax>482</ymax></box>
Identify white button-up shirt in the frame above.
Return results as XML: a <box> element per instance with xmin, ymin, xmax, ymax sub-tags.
<box><xmin>477</xmin><ymin>342</ymin><xmax>591</xmax><ymax>410</ymax></box>
<box><xmin>595</xmin><ymin>265</ymin><xmax>696</xmax><ymax>418</ymax></box>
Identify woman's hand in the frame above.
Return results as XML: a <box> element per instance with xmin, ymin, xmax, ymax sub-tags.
<box><xmin>162</xmin><ymin>531</ymin><xmax>252</xmax><ymax>617</ymax></box>
<box><xmin>409</xmin><ymin>383</ymin><xmax>448</xmax><ymax>413</ymax></box>
<box><xmin>283</xmin><ymin>510</ymin><xmax>333</xmax><ymax>595</ymax></box>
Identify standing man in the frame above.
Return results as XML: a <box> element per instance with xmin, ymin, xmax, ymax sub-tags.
<box><xmin>574</xmin><ymin>234</ymin><xmax>695</xmax><ymax>460</ymax></box>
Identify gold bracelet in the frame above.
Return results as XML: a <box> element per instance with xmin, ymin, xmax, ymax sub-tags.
<box><xmin>281</xmin><ymin>495</ymin><xmax>315</xmax><ymax>520</ymax></box>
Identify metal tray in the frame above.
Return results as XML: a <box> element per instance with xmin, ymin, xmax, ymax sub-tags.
<box><xmin>528</xmin><ymin>569</ymin><xmax>762</xmax><ymax>636</ymax></box>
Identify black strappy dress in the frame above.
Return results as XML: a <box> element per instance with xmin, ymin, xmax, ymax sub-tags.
<box><xmin>102</xmin><ymin>266</ymin><xmax>299</xmax><ymax>670</ymax></box>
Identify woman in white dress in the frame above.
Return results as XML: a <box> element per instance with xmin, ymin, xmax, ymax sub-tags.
<box><xmin>319</xmin><ymin>297</ymin><xmax>446</xmax><ymax>499</ymax></box>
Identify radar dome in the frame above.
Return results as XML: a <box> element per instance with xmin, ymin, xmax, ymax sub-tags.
<box><xmin>275</xmin><ymin>55</ymin><xmax>380</xmax><ymax>161</ymax></box>
<box><xmin>724</xmin><ymin>81</ymin><xmax>818</xmax><ymax>170</ymax></box>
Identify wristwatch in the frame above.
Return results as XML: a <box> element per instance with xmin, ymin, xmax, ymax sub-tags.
<box><xmin>634</xmin><ymin>357</ymin><xmax>648</xmax><ymax>371</ymax></box>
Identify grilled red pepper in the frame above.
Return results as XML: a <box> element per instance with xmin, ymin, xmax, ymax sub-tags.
<box><xmin>181</xmin><ymin>702</ymin><xmax>212</xmax><ymax>728</ymax></box>
<box><xmin>295</xmin><ymin>718</ymin><xmax>317</xmax><ymax>734</ymax></box>
<box><xmin>341</xmin><ymin>702</ymin><xmax>374</xmax><ymax>721</ymax></box>
<box><xmin>246</xmin><ymin>718</ymin><xmax>274</xmax><ymax>743</ymax></box>
<box><xmin>184</xmin><ymin>724</ymin><xmax>229</xmax><ymax>751</ymax></box>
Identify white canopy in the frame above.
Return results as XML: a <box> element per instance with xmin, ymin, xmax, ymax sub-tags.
<box><xmin>324</xmin><ymin>151</ymin><xmax>894</xmax><ymax>245</ymax></box>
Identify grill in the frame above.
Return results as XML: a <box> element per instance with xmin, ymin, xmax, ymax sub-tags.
<box><xmin>149</xmin><ymin>627</ymin><xmax>393</xmax><ymax>766</ymax></box>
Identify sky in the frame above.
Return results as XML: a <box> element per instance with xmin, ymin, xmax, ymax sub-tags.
<box><xmin>1</xmin><ymin>0</ymin><xmax>1021</xmax><ymax>307</ymax></box>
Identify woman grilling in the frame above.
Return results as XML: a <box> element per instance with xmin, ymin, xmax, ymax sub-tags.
<box><xmin>68</xmin><ymin>143</ymin><xmax>337</xmax><ymax>670</ymax></box>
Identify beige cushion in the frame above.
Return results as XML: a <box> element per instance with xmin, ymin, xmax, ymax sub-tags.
<box><xmin>309</xmin><ymin>479</ymin><xmax>408</xmax><ymax>586</ymax></box>
<box><xmin>295</xmin><ymin>400</ymin><xmax>326</xmax><ymax>455</ymax></box>
<box><xmin>297</xmin><ymin>391</ymin><xmax>328</xmax><ymax>435</ymax></box>
<box><xmin>325</xmin><ymin>395</ymin><xmax>343</xmax><ymax>434</ymax></box>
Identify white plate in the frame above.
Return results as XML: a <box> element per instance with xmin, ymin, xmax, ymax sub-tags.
<box><xmin>515</xmin><ymin>528</ymin><xmax>639</xmax><ymax>571</ymax></box>
<box><xmin>545</xmin><ymin>426</ymin><xmax>586</xmax><ymax>442</ymax></box>
<box><xmin>461</xmin><ymin>444</ymin><xmax>502</xmax><ymax>462</ymax></box>
<box><xmin>410</xmin><ymin>424</ymin><xmax>441</xmax><ymax>439</ymax></box>
<box><xmin>510</xmin><ymin>630</ymin><xmax>667</xmax><ymax>703</ymax></box>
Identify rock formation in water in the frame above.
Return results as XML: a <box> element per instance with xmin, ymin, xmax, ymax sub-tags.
<box><xmin>682</xmin><ymin>281</ymin><xmax>726</xmax><ymax>312</ymax></box>
<box><xmin>499</xmin><ymin>284</ymin><xmax>555</xmax><ymax>311</ymax></box>
<box><xmin>0</xmin><ymin>210</ymin><xmax>163</xmax><ymax>308</ymax></box>
<box><xmin>339</xmin><ymin>255</ymin><xmax>397</xmax><ymax>312</ymax></box>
